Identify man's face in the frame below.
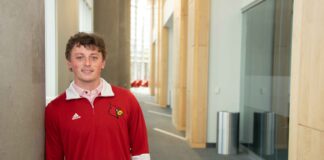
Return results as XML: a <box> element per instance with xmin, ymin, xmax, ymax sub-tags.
<box><xmin>67</xmin><ymin>45</ymin><xmax>105</xmax><ymax>86</ymax></box>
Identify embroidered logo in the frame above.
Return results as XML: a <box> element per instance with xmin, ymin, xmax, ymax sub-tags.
<box><xmin>116</xmin><ymin>109</ymin><xmax>124</xmax><ymax>117</ymax></box>
<box><xmin>109</xmin><ymin>104</ymin><xmax>124</xmax><ymax>119</ymax></box>
<box><xmin>72</xmin><ymin>113</ymin><xmax>81</xmax><ymax>120</ymax></box>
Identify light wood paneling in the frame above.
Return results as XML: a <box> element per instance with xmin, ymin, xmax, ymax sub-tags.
<box><xmin>157</xmin><ymin>27</ymin><xmax>169</xmax><ymax>106</ymax></box>
<box><xmin>186</xmin><ymin>0</ymin><xmax>210</xmax><ymax>148</ymax></box>
<box><xmin>155</xmin><ymin>0</ymin><xmax>169</xmax><ymax>106</ymax></box>
<box><xmin>172</xmin><ymin>0</ymin><xmax>188</xmax><ymax>131</ymax></box>
<box><xmin>150</xmin><ymin>43</ymin><xmax>156</xmax><ymax>96</ymax></box>
<box><xmin>297</xmin><ymin>0</ymin><xmax>324</xmax><ymax>131</ymax></box>
<box><xmin>297</xmin><ymin>126</ymin><xmax>324</xmax><ymax>160</ymax></box>
<box><xmin>288</xmin><ymin>0</ymin><xmax>303</xmax><ymax>158</ymax></box>
<box><xmin>149</xmin><ymin>0</ymin><xmax>156</xmax><ymax>96</ymax></box>
<box><xmin>289</xmin><ymin>0</ymin><xmax>324</xmax><ymax>159</ymax></box>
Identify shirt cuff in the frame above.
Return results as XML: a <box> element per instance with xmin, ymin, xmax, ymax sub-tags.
<box><xmin>131</xmin><ymin>153</ymin><xmax>151</xmax><ymax>160</ymax></box>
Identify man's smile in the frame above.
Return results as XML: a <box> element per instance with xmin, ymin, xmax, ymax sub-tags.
<box><xmin>81</xmin><ymin>69</ymin><xmax>94</xmax><ymax>73</ymax></box>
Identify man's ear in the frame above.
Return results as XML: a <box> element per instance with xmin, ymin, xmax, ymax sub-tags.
<box><xmin>67</xmin><ymin>60</ymin><xmax>73</xmax><ymax>71</ymax></box>
<box><xmin>101</xmin><ymin>60</ymin><xmax>106</xmax><ymax>69</ymax></box>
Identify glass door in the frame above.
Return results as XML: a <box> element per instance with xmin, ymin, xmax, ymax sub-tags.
<box><xmin>240</xmin><ymin>0</ymin><xmax>293</xmax><ymax>159</ymax></box>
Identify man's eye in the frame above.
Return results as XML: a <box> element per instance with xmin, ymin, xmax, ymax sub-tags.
<box><xmin>76</xmin><ymin>56</ymin><xmax>83</xmax><ymax>60</ymax></box>
<box><xmin>91</xmin><ymin>56</ymin><xmax>99</xmax><ymax>60</ymax></box>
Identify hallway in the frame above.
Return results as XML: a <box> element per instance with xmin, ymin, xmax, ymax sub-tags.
<box><xmin>132</xmin><ymin>89</ymin><xmax>253</xmax><ymax>160</ymax></box>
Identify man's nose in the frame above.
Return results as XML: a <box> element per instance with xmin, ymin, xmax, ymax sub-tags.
<box><xmin>85</xmin><ymin>57</ymin><xmax>91</xmax><ymax>65</ymax></box>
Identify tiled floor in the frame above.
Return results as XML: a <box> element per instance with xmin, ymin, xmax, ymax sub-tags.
<box><xmin>132</xmin><ymin>89</ymin><xmax>256</xmax><ymax>160</ymax></box>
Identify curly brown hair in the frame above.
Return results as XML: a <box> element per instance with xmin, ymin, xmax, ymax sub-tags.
<box><xmin>65</xmin><ymin>32</ymin><xmax>107</xmax><ymax>61</ymax></box>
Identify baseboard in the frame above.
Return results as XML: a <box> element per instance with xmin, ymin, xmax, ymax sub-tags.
<box><xmin>206</xmin><ymin>143</ymin><xmax>216</xmax><ymax>148</ymax></box>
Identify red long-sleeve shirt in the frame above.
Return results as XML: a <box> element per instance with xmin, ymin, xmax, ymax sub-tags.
<box><xmin>45</xmin><ymin>80</ymin><xmax>150</xmax><ymax>160</ymax></box>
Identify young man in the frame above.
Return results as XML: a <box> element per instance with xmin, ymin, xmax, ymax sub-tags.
<box><xmin>45</xmin><ymin>32</ymin><xmax>150</xmax><ymax>160</ymax></box>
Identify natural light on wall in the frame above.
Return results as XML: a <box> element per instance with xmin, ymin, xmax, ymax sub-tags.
<box><xmin>79</xmin><ymin>0</ymin><xmax>93</xmax><ymax>32</ymax></box>
<box><xmin>130</xmin><ymin>0</ymin><xmax>151</xmax><ymax>87</ymax></box>
<box><xmin>45</xmin><ymin>0</ymin><xmax>57</xmax><ymax>105</ymax></box>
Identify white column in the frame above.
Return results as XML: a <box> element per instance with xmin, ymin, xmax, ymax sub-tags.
<box><xmin>45</xmin><ymin>0</ymin><xmax>58</xmax><ymax>104</ymax></box>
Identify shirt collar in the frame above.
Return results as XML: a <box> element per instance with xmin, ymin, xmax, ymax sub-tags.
<box><xmin>72</xmin><ymin>80</ymin><xmax>103</xmax><ymax>97</ymax></box>
<box><xmin>66</xmin><ymin>78</ymin><xmax>115</xmax><ymax>100</ymax></box>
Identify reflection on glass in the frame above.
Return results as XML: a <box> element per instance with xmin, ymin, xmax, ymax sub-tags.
<box><xmin>240</xmin><ymin>0</ymin><xmax>293</xmax><ymax>159</ymax></box>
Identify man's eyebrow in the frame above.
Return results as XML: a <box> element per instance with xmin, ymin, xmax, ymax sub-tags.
<box><xmin>90</xmin><ymin>52</ymin><xmax>101</xmax><ymax>55</ymax></box>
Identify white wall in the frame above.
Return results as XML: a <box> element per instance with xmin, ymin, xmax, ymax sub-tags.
<box><xmin>242</xmin><ymin>0</ymin><xmax>264</xmax><ymax>11</ymax></box>
<box><xmin>45</xmin><ymin>0</ymin><xmax>58</xmax><ymax>104</ymax></box>
<box><xmin>79</xmin><ymin>0</ymin><xmax>94</xmax><ymax>32</ymax></box>
<box><xmin>207</xmin><ymin>0</ymin><xmax>243</xmax><ymax>143</ymax></box>
<box><xmin>242</xmin><ymin>0</ymin><xmax>255</xmax><ymax>6</ymax></box>
<box><xmin>163</xmin><ymin>0</ymin><xmax>174</xmax><ymax>26</ymax></box>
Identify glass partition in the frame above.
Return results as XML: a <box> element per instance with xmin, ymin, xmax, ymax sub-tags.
<box><xmin>240</xmin><ymin>0</ymin><xmax>293</xmax><ymax>159</ymax></box>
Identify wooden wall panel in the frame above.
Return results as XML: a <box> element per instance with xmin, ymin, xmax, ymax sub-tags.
<box><xmin>156</xmin><ymin>0</ymin><xmax>168</xmax><ymax>106</ymax></box>
<box><xmin>150</xmin><ymin>43</ymin><xmax>156</xmax><ymax>96</ymax></box>
<box><xmin>186</xmin><ymin>0</ymin><xmax>210</xmax><ymax>148</ymax></box>
<box><xmin>149</xmin><ymin>0</ymin><xmax>171</xmax><ymax>103</ymax></box>
<box><xmin>297</xmin><ymin>0</ymin><xmax>324</xmax><ymax>131</ymax></box>
<box><xmin>157</xmin><ymin>27</ymin><xmax>169</xmax><ymax>106</ymax></box>
<box><xmin>149</xmin><ymin>0</ymin><xmax>156</xmax><ymax>96</ymax></box>
<box><xmin>172</xmin><ymin>0</ymin><xmax>188</xmax><ymax>131</ymax></box>
<box><xmin>289</xmin><ymin>0</ymin><xmax>324</xmax><ymax>159</ymax></box>
<box><xmin>288</xmin><ymin>0</ymin><xmax>302</xmax><ymax>158</ymax></box>
<box><xmin>297</xmin><ymin>126</ymin><xmax>324</xmax><ymax>160</ymax></box>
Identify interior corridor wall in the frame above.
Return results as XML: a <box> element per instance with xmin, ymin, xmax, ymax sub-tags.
<box><xmin>94</xmin><ymin>0</ymin><xmax>131</xmax><ymax>88</ymax></box>
<box><xmin>45</xmin><ymin>0</ymin><xmax>58</xmax><ymax>104</ymax></box>
<box><xmin>242</xmin><ymin>0</ymin><xmax>260</xmax><ymax>8</ymax></box>
<box><xmin>166</xmin><ymin>17</ymin><xmax>174</xmax><ymax>107</ymax></box>
<box><xmin>0</xmin><ymin>0</ymin><xmax>45</xmax><ymax>159</ymax></box>
<box><xmin>207</xmin><ymin>0</ymin><xmax>243</xmax><ymax>143</ymax></box>
<box><xmin>57</xmin><ymin>0</ymin><xmax>79</xmax><ymax>93</ymax></box>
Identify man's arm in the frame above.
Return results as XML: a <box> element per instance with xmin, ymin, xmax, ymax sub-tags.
<box><xmin>128</xmin><ymin>93</ymin><xmax>150</xmax><ymax>160</ymax></box>
<box><xmin>45</xmin><ymin>104</ymin><xmax>64</xmax><ymax>160</ymax></box>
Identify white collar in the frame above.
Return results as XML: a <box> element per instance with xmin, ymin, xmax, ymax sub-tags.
<box><xmin>65</xmin><ymin>78</ymin><xmax>115</xmax><ymax>100</ymax></box>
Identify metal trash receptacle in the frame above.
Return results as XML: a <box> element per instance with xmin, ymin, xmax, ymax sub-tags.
<box><xmin>253</xmin><ymin>112</ymin><xmax>275</xmax><ymax>155</ymax></box>
<box><xmin>217</xmin><ymin>111</ymin><xmax>240</xmax><ymax>155</ymax></box>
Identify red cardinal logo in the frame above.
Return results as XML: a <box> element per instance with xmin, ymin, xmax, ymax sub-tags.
<box><xmin>109</xmin><ymin>104</ymin><xmax>124</xmax><ymax>118</ymax></box>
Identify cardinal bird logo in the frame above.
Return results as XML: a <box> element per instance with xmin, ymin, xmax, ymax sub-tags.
<box><xmin>109</xmin><ymin>104</ymin><xmax>124</xmax><ymax>119</ymax></box>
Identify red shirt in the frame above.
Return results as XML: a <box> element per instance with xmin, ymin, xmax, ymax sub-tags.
<box><xmin>45</xmin><ymin>80</ymin><xmax>150</xmax><ymax>160</ymax></box>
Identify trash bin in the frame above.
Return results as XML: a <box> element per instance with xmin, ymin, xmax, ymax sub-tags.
<box><xmin>253</xmin><ymin>112</ymin><xmax>275</xmax><ymax>155</ymax></box>
<box><xmin>217</xmin><ymin>111</ymin><xmax>240</xmax><ymax>155</ymax></box>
